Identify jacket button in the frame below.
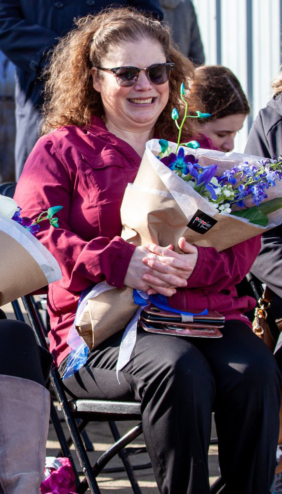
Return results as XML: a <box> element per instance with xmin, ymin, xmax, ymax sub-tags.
<box><xmin>86</xmin><ymin>0</ymin><xmax>95</xmax><ymax>4</ymax></box>
<box><xmin>54</xmin><ymin>2</ymin><xmax>64</xmax><ymax>7</ymax></box>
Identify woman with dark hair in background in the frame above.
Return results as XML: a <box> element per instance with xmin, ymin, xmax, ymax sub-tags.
<box><xmin>189</xmin><ymin>65</ymin><xmax>250</xmax><ymax>152</ymax></box>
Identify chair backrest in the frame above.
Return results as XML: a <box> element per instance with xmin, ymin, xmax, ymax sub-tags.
<box><xmin>17</xmin><ymin>294</ymin><xmax>146</xmax><ymax>494</ymax></box>
<box><xmin>0</xmin><ymin>181</ymin><xmax>16</xmax><ymax>198</ymax></box>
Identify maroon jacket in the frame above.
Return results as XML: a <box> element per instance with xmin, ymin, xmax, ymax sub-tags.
<box><xmin>15</xmin><ymin>117</ymin><xmax>260</xmax><ymax>367</ymax></box>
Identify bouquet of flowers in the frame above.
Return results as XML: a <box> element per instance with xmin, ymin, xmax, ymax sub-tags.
<box><xmin>65</xmin><ymin>84</ymin><xmax>282</xmax><ymax>379</ymax></box>
<box><xmin>121</xmin><ymin>83</ymin><xmax>282</xmax><ymax>252</ymax></box>
<box><xmin>0</xmin><ymin>194</ymin><xmax>62</xmax><ymax>306</ymax></box>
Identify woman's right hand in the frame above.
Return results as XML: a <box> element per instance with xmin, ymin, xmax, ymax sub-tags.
<box><xmin>124</xmin><ymin>245</ymin><xmax>187</xmax><ymax>297</ymax></box>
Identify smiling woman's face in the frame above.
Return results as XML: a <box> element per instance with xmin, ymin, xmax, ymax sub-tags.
<box><xmin>91</xmin><ymin>37</ymin><xmax>170</xmax><ymax>134</ymax></box>
<box><xmin>200</xmin><ymin>113</ymin><xmax>247</xmax><ymax>152</ymax></box>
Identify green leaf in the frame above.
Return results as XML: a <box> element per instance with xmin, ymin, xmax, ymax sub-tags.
<box><xmin>231</xmin><ymin>208</ymin><xmax>269</xmax><ymax>227</ymax></box>
<box><xmin>230</xmin><ymin>197</ymin><xmax>282</xmax><ymax>227</ymax></box>
<box><xmin>256</xmin><ymin>197</ymin><xmax>282</xmax><ymax>215</ymax></box>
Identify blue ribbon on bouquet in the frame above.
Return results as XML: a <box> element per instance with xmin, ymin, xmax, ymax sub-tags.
<box><xmin>63</xmin><ymin>288</ymin><xmax>208</xmax><ymax>381</ymax></box>
<box><xmin>62</xmin><ymin>285</ymin><xmax>93</xmax><ymax>380</ymax></box>
<box><xmin>136</xmin><ymin>292</ymin><xmax>208</xmax><ymax>316</ymax></box>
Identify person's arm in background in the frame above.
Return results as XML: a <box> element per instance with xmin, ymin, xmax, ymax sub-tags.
<box><xmin>0</xmin><ymin>0</ymin><xmax>58</xmax><ymax>74</ymax></box>
<box><xmin>244</xmin><ymin>111</ymin><xmax>271</xmax><ymax>159</ymax></box>
<box><xmin>244</xmin><ymin>103</ymin><xmax>282</xmax><ymax>301</ymax></box>
<box><xmin>187</xmin><ymin>0</ymin><xmax>205</xmax><ymax>66</ymax></box>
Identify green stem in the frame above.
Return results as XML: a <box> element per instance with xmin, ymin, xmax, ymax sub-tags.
<box><xmin>34</xmin><ymin>212</ymin><xmax>48</xmax><ymax>224</ymax></box>
<box><xmin>175</xmin><ymin>100</ymin><xmax>188</xmax><ymax>153</ymax></box>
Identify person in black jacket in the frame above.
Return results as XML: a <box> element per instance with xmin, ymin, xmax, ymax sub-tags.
<box><xmin>245</xmin><ymin>73</ymin><xmax>282</xmax><ymax>316</ymax></box>
<box><xmin>160</xmin><ymin>0</ymin><xmax>205</xmax><ymax>65</ymax></box>
<box><xmin>0</xmin><ymin>0</ymin><xmax>163</xmax><ymax>180</ymax></box>
<box><xmin>243</xmin><ymin>73</ymin><xmax>282</xmax><ymax>494</ymax></box>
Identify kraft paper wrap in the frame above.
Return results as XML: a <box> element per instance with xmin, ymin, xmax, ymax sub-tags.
<box><xmin>75</xmin><ymin>139</ymin><xmax>282</xmax><ymax>350</ymax></box>
<box><xmin>0</xmin><ymin>215</ymin><xmax>62</xmax><ymax>306</ymax></box>
<box><xmin>75</xmin><ymin>286</ymin><xmax>137</xmax><ymax>349</ymax></box>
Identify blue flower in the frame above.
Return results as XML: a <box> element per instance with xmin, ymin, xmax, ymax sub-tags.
<box><xmin>265</xmin><ymin>170</ymin><xmax>277</xmax><ymax>187</ymax></box>
<box><xmin>187</xmin><ymin>163</ymin><xmax>218</xmax><ymax>199</ymax></box>
<box><xmin>234</xmin><ymin>184</ymin><xmax>249</xmax><ymax>207</ymax></box>
<box><xmin>219</xmin><ymin>169</ymin><xmax>237</xmax><ymax>185</ymax></box>
<box><xmin>161</xmin><ymin>147</ymin><xmax>197</xmax><ymax>175</ymax></box>
<box><xmin>196</xmin><ymin>111</ymin><xmax>211</xmax><ymax>119</ymax></box>
<box><xmin>47</xmin><ymin>205</ymin><xmax>63</xmax><ymax>218</ymax></box>
<box><xmin>180</xmin><ymin>83</ymin><xmax>186</xmax><ymax>96</ymax></box>
<box><xmin>159</xmin><ymin>139</ymin><xmax>169</xmax><ymax>154</ymax></box>
<box><xmin>26</xmin><ymin>224</ymin><xmax>40</xmax><ymax>235</ymax></box>
<box><xmin>171</xmin><ymin>108</ymin><xmax>179</xmax><ymax>121</ymax></box>
<box><xmin>184</xmin><ymin>141</ymin><xmax>200</xmax><ymax>149</ymax></box>
<box><xmin>12</xmin><ymin>208</ymin><xmax>23</xmax><ymax>225</ymax></box>
<box><xmin>250</xmin><ymin>184</ymin><xmax>268</xmax><ymax>206</ymax></box>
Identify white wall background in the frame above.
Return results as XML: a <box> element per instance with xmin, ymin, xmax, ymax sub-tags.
<box><xmin>193</xmin><ymin>0</ymin><xmax>282</xmax><ymax>152</ymax></box>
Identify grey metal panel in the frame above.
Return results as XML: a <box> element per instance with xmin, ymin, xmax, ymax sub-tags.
<box><xmin>193</xmin><ymin>0</ymin><xmax>217</xmax><ymax>64</ymax></box>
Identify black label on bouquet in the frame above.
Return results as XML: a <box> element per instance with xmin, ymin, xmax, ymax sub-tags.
<box><xmin>187</xmin><ymin>210</ymin><xmax>217</xmax><ymax>234</ymax></box>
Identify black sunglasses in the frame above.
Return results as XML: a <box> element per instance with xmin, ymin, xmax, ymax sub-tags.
<box><xmin>95</xmin><ymin>63</ymin><xmax>175</xmax><ymax>87</ymax></box>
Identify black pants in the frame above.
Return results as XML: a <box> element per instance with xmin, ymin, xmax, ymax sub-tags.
<box><xmin>0</xmin><ymin>315</ymin><xmax>52</xmax><ymax>386</ymax></box>
<box><xmin>63</xmin><ymin>320</ymin><xmax>282</xmax><ymax>494</ymax></box>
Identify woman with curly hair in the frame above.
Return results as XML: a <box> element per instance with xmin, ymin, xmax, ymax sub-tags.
<box><xmin>189</xmin><ymin>65</ymin><xmax>250</xmax><ymax>152</ymax></box>
<box><xmin>15</xmin><ymin>8</ymin><xmax>281</xmax><ymax>493</ymax></box>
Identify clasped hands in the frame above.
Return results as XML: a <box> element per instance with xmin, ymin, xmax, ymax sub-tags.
<box><xmin>124</xmin><ymin>237</ymin><xmax>198</xmax><ymax>297</ymax></box>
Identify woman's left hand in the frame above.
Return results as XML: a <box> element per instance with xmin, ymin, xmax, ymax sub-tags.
<box><xmin>142</xmin><ymin>237</ymin><xmax>198</xmax><ymax>295</ymax></box>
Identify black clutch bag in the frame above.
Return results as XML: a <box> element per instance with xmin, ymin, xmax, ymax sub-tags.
<box><xmin>139</xmin><ymin>304</ymin><xmax>224</xmax><ymax>338</ymax></box>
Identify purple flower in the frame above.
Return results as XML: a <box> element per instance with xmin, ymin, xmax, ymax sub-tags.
<box><xmin>161</xmin><ymin>147</ymin><xmax>197</xmax><ymax>175</ymax></box>
<box><xmin>250</xmin><ymin>184</ymin><xmax>268</xmax><ymax>206</ymax></box>
<box><xmin>234</xmin><ymin>184</ymin><xmax>249</xmax><ymax>207</ymax></box>
<box><xmin>197</xmin><ymin>164</ymin><xmax>218</xmax><ymax>186</ymax></box>
<box><xmin>11</xmin><ymin>204</ymin><xmax>63</xmax><ymax>236</ymax></box>
<box><xmin>265</xmin><ymin>170</ymin><xmax>277</xmax><ymax>186</ymax></box>
<box><xmin>219</xmin><ymin>169</ymin><xmax>237</xmax><ymax>185</ymax></box>
<box><xmin>26</xmin><ymin>224</ymin><xmax>40</xmax><ymax>235</ymax></box>
<box><xmin>11</xmin><ymin>207</ymin><xmax>23</xmax><ymax>224</ymax></box>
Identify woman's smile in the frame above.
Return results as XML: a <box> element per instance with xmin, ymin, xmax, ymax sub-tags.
<box><xmin>128</xmin><ymin>97</ymin><xmax>156</xmax><ymax>105</ymax></box>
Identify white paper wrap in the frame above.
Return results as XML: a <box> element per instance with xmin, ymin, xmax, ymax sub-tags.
<box><xmin>0</xmin><ymin>214</ymin><xmax>62</xmax><ymax>306</ymax></box>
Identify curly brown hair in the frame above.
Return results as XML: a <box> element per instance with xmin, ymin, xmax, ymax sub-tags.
<box><xmin>272</xmin><ymin>71</ymin><xmax>282</xmax><ymax>96</ymax></box>
<box><xmin>41</xmin><ymin>7</ymin><xmax>197</xmax><ymax>141</ymax></box>
<box><xmin>188</xmin><ymin>65</ymin><xmax>250</xmax><ymax>124</ymax></box>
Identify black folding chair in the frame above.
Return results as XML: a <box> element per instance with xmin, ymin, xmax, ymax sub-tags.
<box><xmin>12</xmin><ymin>291</ymin><xmax>225</xmax><ymax>494</ymax></box>
<box><xmin>14</xmin><ymin>293</ymin><xmax>151</xmax><ymax>494</ymax></box>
